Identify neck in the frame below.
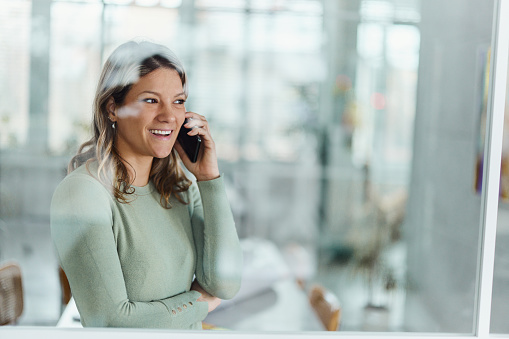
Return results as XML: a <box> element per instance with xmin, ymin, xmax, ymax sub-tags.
<box><xmin>120</xmin><ymin>155</ymin><xmax>153</xmax><ymax>187</ymax></box>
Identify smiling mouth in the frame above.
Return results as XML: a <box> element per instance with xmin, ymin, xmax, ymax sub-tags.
<box><xmin>149</xmin><ymin>129</ymin><xmax>172</xmax><ymax>137</ymax></box>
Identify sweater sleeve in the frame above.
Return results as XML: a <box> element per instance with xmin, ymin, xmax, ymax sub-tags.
<box><xmin>189</xmin><ymin>176</ymin><xmax>243</xmax><ymax>300</ymax></box>
<box><xmin>50</xmin><ymin>175</ymin><xmax>208</xmax><ymax>328</ymax></box>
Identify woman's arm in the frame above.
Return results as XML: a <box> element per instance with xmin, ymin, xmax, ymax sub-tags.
<box><xmin>188</xmin><ymin>177</ymin><xmax>243</xmax><ymax>300</ymax></box>
<box><xmin>51</xmin><ymin>175</ymin><xmax>208</xmax><ymax>328</ymax></box>
<box><xmin>175</xmin><ymin>111</ymin><xmax>242</xmax><ymax>300</ymax></box>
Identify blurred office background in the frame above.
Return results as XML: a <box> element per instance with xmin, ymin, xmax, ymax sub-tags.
<box><xmin>0</xmin><ymin>0</ymin><xmax>508</xmax><ymax>333</ymax></box>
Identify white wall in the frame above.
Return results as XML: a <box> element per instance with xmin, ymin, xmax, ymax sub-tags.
<box><xmin>404</xmin><ymin>0</ymin><xmax>494</xmax><ymax>332</ymax></box>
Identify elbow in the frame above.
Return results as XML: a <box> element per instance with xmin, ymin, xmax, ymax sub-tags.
<box><xmin>81</xmin><ymin>311</ymin><xmax>119</xmax><ymax>328</ymax></box>
<box><xmin>198</xmin><ymin>240</ymin><xmax>243</xmax><ymax>300</ymax></box>
<box><xmin>220</xmin><ymin>264</ymin><xmax>242</xmax><ymax>300</ymax></box>
<box><xmin>221</xmin><ymin>279</ymin><xmax>241</xmax><ymax>300</ymax></box>
<box><xmin>202</xmin><ymin>276</ymin><xmax>241</xmax><ymax>300</ymax></box>
<box><xmin>80</xmin><ymin>300</ymin><xmax>133</xmax><ymax>328</ymax></box>
<box><xmin>202</xmin><ymin>254</ymin><xmax>243</xmax><ymax>300</ymax></box>
<box><xmin>81</xmin><ymin>313</ymin><xmax>117</xmax><ymax>328</ymax></box>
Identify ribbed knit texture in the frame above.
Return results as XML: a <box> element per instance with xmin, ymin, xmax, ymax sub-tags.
<box><xmin>50</xmin><ymin>162</ymin><xmax>242</xmax><ymax>329</ymax></box>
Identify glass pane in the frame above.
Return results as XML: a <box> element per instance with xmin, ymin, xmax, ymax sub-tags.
<box><xmin>49</xmin><ymin>1</ymin><xmax>103</xmax><ymax>154</ymax></box>
<box><xmin>0</xmin><ymin>0</ymin><xmax>498</xmax><ymax>334</ymax></box>
<box><xmin>0</xmin><ymin>0</ymin><xmax>30</xmax><ymax>149</ymax></box>
<box><xmin>401</xmin><ymin>1</ymin><xmax>494</xmax><ymax>331</ymax></box>
<box><xmin>102</xmin><ymin>4</ymin><xmax>179</xmax><ymax>56</ymax></box>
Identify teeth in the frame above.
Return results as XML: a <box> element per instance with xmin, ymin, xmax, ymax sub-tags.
<box><xmin>150</xmin><ymin>129</ymin><xmax>171</xmax><ymax>136</ymax></box>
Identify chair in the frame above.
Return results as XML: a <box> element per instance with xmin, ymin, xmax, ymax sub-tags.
<box><xmin>0</xmin><ymin>262</ymin><xmax>24</xmax><ymax>325</ymax></box>
<box><xmin>308</xmin><ymin>284</ymin><xmax>341</xmax><ymax>331</ymax></box>
<box><xmin>59</xmin><ymin>266</ymin><xmax>72</xmax><ymax>311</ymax></box>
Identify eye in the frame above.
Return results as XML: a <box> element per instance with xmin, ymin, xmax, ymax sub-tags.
<box><xmin>142</xmin><ymin>98</ymin><xmax>158</xmax><ymax>104</ymax></box>
<box><xmin>174</xmin><ymin>99</ymin><xmax>186</xmax><ymax>105</ymax></box>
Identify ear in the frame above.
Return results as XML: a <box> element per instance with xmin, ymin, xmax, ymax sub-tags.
<box><xmin>106</xmin><ymin>97</ymin><xmax>117</xmax><ymax>121</ymax></box>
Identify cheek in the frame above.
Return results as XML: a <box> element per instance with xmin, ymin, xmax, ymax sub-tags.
<box><xmin>116</xmin><ymin>116</ymin><xmax>146</xmax><ymax>137</ymax></box>
<box><xmin>117</xmin><ymin>102</ymin><xmax>143</xmax><ymax>118</ymax></box>
<box><xmin>119</xmin><ymin>109</ymin><xmax>153</xmax><ymax>127</ymax></box>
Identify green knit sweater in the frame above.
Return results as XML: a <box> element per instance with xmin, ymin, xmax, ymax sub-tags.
<box><xmin>50</xmin><ymin>162</ymin><xmax>242</xmax><ymax>329</ymax></box>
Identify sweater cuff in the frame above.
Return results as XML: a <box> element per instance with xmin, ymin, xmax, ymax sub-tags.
<box><xmin>160</xmin><ymin>290</ymin><xmax>208</xmax><ymax>324</ymax></box>
<box><xmin>196</xmin><ymin>174</ymin><xmax>224</xmax><ymax>190</ymax></box>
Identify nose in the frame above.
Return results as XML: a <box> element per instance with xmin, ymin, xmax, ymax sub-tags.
<box><xmin>157</xmin><ymin>102</ymin><xmax>177</xmax><ymax>123</ymax></box>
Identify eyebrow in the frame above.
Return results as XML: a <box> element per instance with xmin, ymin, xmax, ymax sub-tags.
<box><xmin>139</xmin><ymin>91</ymin><xmax>186</xmax><ymax>98</ymax></box>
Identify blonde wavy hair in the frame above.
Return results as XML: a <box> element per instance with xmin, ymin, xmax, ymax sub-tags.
<box><xmin>68</xmin><ymin>40</ymin><xmax>191</xmax><ymax>208</ymax></box>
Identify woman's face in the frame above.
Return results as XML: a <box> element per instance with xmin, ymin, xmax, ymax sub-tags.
<box><xmin>111</xmin><ymin>67</ymin><xmax>186</xmax><ymax>162</ymax></box>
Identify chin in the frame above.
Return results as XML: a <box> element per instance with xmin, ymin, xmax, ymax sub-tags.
<box><xmin>153</xmin><ymin>151</ymin><xmax>173</xmax><ymax>159</ymax></box>
<box><xmin>151</xmin><ymin>147</ymin><xmax>173</xmax><ymax>159</ymax></box>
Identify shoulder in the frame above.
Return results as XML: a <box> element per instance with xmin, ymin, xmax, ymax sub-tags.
<box><xmin>51</xmin><ymin>163</ymin><xmax>114</xmax><ymax>227</ymax></box>
<box><xmin>52</xmin><ymin>162</ymin><xmax>113</xmax><ymax>208</ymax></box>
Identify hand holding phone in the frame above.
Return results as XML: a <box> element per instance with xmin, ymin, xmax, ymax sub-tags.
<box><xmin>176</xmin><ymin>112</ymin><xmax>220</xmax><ymax>181</ymax></box>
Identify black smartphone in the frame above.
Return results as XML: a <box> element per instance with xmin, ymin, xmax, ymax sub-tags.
<box><xmin>177</xmin><ymin>119</ymin><xmax>202</xmax><ymax>163</ymax></box>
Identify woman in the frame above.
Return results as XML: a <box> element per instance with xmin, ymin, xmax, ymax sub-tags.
<box><xmin>50</xmin><ymin>40</ymin><xmax>242</xmax><ymax>329</ymax></box>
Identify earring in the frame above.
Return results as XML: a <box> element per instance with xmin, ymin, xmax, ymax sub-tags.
<box><xmin>108</xmin><ymin>116</ymin><xmax>116</xmax><ymax>129</ymax></box>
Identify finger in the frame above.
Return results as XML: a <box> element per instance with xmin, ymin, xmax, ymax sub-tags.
<box><xmin>184</xmin><ymin>112</ymin><xmax>209</xmax><ymax>134</ymax></box>
<box><xmin>187</xmin><ymin>126</ymin><xmax>211</xmax><ymax>140</ymax></box>
<box><xmin>184</xmin><ymin>119</ymin><xmax>205</xmax><ymax>129</ymax></box>
<box><xmin>185</xmin><ymin>111</ymin><xmax>207</xmax><ymax>122</ymax></box>
<box><xmin>185</xmin><ymin>119</ymin><xmax>209</xmax><ymax>132</ymax></box>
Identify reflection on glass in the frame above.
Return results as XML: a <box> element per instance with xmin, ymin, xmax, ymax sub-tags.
<box><xmin>0</xmin><ymin>0</ymin><xmax>497</xmax><ymax>333</ymax></box>
<box><xmin>49</xmin><ymin>1</ymin><xmax>102</xmax><ymax>154</ymax></box>
<box><xmin>0</xmin><ymin>0</ymin><xmax>30</xmax><ymax>149</ymax></box>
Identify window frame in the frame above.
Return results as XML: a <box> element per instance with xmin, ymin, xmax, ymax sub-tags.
<box><xmin>475</xmin><ymin>0</ymin><xmax>509</xmax><ymax>336</ymax></box>
<box><xmin>2</xmin><ymin>0</ymin><xmax>509</xmax><ymax>338</ymax></box>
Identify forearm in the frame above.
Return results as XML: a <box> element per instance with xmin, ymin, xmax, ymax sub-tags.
<box><xmin>192</xmin><ymin>177</ymin><xmax>243</xmax><ymax>300</ymax></box>
<box><xmin>75</xmin><ymin>289</ymin><xmax>208</xmax><ymax>328</ymax></box>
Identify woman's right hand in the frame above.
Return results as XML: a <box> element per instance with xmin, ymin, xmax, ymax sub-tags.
<box><xmin>191</xmin><ymin>280</ymin><xmax>221</xmax><ymax>312</ymax></box>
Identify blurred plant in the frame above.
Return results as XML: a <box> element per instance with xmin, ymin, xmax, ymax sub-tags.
<box><xmin>349</xmin><ymin>222</ymin><xmax>396</xmax><ymax>309</ymax></box>
<box><xmin>346</xmin><ymin>164</ymin><xmax>407</xmax><ymax>309</ymax></box>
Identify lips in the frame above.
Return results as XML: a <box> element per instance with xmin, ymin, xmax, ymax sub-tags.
<box><xmin>149</xmin><ymin>129</ymin><xmax>172</xmax><ymax>139</ymax></box>
<box><xmin>149</xmin><ymin>129</ymin><xmax>171</xmax><ymax>136</ymax></box>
